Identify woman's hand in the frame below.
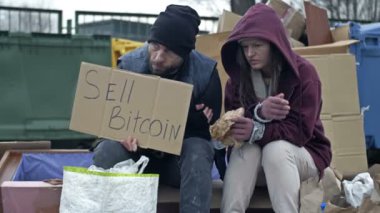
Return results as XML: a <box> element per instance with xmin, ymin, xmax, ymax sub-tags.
<box><xmin>121</xmin><ymin>136</ymin><xmax>139</xmax><ymax>152</ymax></box>
<box><xmin>260</xmin><ymin>93</ymin><xmax>290</xmax><ymax>120</ymax></box>
<box><xmin>230</xmin><ymin>116</ymin><xmax>254</xmax><ymax>141</ymax></box>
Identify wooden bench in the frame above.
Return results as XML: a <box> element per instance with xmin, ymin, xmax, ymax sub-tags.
<box><xmin>157</xmin><ymin>180</ymin><xmax>274</xmax><ymax>212</ymax></box>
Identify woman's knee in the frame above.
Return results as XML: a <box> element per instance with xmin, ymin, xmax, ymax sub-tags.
<box><xmin>261</xmin><ymin>140</ymin><xmax>294</xmax><ymax>169</ymax></box>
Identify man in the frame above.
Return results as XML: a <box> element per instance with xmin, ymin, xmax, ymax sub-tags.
<box><xmin>92</xmin><ymin>4</ymin><xmax>222</xmax><ymax>213</ymax></box>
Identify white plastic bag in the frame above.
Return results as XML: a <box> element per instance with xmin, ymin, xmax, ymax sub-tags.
<box><xmin>88</xmin><ymin>155</ymin><xmax>149</xmax><ymax>174</ymax></box>
<box><xmin>59</xmin><ymin>156</ymin><xmax>158</xmax><ymax>213</ymax></box>
<box><xmin>343</xmin><ymin>172</ymin><xmax>374</xmax><ymax>208</ymax></box>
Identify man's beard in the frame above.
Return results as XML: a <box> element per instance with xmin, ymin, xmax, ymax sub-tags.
<box><xmin>149</xmin><ymin>62</ymin><xmax>179</xmax><ymax>78</ymax></box>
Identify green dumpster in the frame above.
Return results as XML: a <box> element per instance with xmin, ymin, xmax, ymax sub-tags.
<box><xmin>0</xmin><ymin>32</ymin><xmax>111</xmax><ymax>140</ymax></box>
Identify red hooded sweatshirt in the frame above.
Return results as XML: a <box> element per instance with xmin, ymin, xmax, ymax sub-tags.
<box><xmin>221</xmin><ymin>4</ymin><xmax>331</xmax><ymax>176</ymax></box>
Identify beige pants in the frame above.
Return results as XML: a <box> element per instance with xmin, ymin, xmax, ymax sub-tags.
<box><xmin>221</xmin><ymin>140</ymin><xmax>318</xmax><ymax>213</ymax></box>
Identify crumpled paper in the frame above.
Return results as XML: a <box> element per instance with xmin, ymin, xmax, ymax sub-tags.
<box><xmin>322</xmin><ymin>167</ymin><xmax>343</xmax><ymax>202</ymax></box>
<box><xmin>300</xmin><ymin>176</ymin><xmax>324</xmax><ymax>213</ymax></box>
<box><xmin>209</xmin><ymin>107</ymin><xmax>244</xmax><ymax>147</ymax></box>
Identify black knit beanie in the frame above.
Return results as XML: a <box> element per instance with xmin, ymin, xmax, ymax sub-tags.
<box><xmin>148</xmin><ymin>4</ymin><xmax>200</xmax><ymax>59</ymax></box>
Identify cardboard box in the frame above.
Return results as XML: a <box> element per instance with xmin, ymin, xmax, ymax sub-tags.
<box><xmin>331</xmin><ymin>24</ymin><xmax>350</xmax><ymax>42</ymax></box>
<box><xmin>321</xmin><ymin>114</ymin><xmax>368</xmax><ymax>178</ymax></box>
<box><xmin>1</xmin><ymin>181</ymin><xmax>61</xmax><ymax>213</ymax></box>
<box><xmin>304</xmin><ymin>54</ymin><xmax>360</xmax><ymax>115</ymax></box>
<box><xmin>70</xmin><ymin>62</ymin><xmax>193</xmax><ymax>155</ymax></box>
<box><xmin>217</xmin><ymin>10</ymin><xmax>241</xmax><ymax>33</ymax></box>
<box><xmin>267</xmin><ymin>0</ymin><xmax>306</xmax><ymax>40</ymax></box>
<box><xmin>293</xmin><ymin>23</ymin><xmax>357</xmax><ymax>55</ymax></box>
<box><xmin>0</xmin><ymin>141</ymin><xmax>50</xmax><ymax>159</ymax></box>
<box><xmin>304</xmin><ymin>1</ymin><xmax>333</xmax><ymax>46</ymax></box>
<box><xmin>196</xmin><ymin>32</ymin><xmax>230</xmax><ymax>114</ymax></box>
<box><xmin>0</xmin><ymin>149</ymin><xmax>90</xmax><ymax>213</ymax></box>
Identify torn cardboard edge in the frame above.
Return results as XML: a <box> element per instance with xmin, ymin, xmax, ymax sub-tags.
<box><xmin>293</xmin><ymin>40</ymin><xmax>358</xmax><ymax>55</ymax></box>
<box><xmin>70</xmin><ymin>62</ymin><xmax>193</xmax><ymax>155</ymax></box>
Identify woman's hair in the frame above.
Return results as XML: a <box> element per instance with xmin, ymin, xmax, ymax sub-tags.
<box><xmin>237</xmin><ymin>42</ymin><xmax>284</xmax><ymax>107</ymax></box>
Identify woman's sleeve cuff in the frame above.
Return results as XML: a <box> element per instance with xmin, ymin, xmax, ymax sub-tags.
<box><xmin>253</xmin><ymin>102</ymin><xmax>272</xmax><ymax>123</ymax></box>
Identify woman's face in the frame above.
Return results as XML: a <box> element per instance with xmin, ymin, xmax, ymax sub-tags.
<box><xmin>239</xmin><ymin>38</ymin><xmax>271</xmax><ymax>72</ymax></box>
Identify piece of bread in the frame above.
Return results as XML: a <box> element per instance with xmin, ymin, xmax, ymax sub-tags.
<box><xmin>210</xmin><ymin>107</ymin><xmax>244</xmax><ymax>146</ymax></box>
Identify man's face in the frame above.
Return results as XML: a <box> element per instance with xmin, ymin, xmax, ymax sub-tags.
<box><xmin>148</xmin><ymin>42</ymin><xmax>184</xmax><ymax>76</ymax></box>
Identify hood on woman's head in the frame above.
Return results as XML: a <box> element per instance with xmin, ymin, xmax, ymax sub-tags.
<box><xmin>221</xmin><ymin>3</ymin><xmax>298</xmax><ymax>81</ymax></box>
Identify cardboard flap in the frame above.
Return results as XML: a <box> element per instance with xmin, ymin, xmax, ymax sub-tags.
<box><xmin>267</xmin><ymin>0</ymin><xmax>305</xmax><ymax>39</ymax></box>
<box><xmin>148</xmin><ymin>79</ymin><xmax>192</xmax><ymax>155</ymax></box>
<box><xmin>70</xmin><ymin>62</ymin><xmax>193</xmax><ymax>155</ymax></box>
<box><xmin>217</xmin><ymin>10</ymin><xmax>241</xmax><ymax>33</ymax></box>
<box><xmin>196</xmin><ymin>32</ymin><xmax>230</xmax><ymax>58</ymax></box>
<box><xmin>332</xmin><ymin>25</ymin><xmax>350</xmax><ymax>42</ymax></box>
<box><xmin>196</xmin><ymin>32</ymin><xmax>230</xmax><ymax>114</ymax></box>
<box><xmin>293</xmin><ymin>40</ymin><xmax>358</xmax><ymax>55</ymax></box>
<box><xmin>304</xmin><ymin>1</ymin><xmax>333</xmax><ymax>46</ymax></box>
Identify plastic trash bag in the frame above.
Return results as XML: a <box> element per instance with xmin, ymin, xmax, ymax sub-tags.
<box><xmin>343</xmin><ymin>172</ymin><xmax>374</xmax><ymax>208</ymax></box>
<box><xmin>59</xmin><ymin>155</ymin><xmax>158</xmax><ymax>213</ymax></box>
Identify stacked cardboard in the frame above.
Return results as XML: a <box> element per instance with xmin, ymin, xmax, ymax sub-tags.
<box><xmin>267</xmin><ymin>0</ymin><xmax>305</xmax><ymax>40</ymax></box>
<box><xmin>196</xmin><ymin>10</ymin><xmax>235</xmax><ymax>113</ymax></box>
<box><xmin>295</xmin><ymin>27</ymin><xmax>367</xmax><ymax>178</ymax></box>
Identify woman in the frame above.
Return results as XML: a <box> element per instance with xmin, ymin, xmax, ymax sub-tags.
<box><xmin>220</xmin><ymin>4</ymin><xmax>332</xmax><ymax>213</ymax></box>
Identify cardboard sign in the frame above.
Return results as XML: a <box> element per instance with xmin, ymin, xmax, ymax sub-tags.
<box><xmin>70</xmin><ymin>62</ymin><xmax>193</xmax><ymax>155</ymax></box>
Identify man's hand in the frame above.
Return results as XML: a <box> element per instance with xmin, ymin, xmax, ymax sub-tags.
<box><xmin>230</xmin><ymin>116</ymin><xmax>254</xmax><ymax>141</ymax></box>
<box><xmin>260</xmin><ymin>93</ymin><xmax>290</xmax><ymax>120</ymax></box>
<box><xmin>121</xmin><ymin>136</ymin><xmax>139</xmax><ymax>152</ymax></box>
<box><xmin>196</xmin><ymin>103</ymin><xmax>213</xmax><ymax>124</ymax></box>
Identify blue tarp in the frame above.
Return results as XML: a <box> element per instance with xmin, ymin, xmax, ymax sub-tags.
<box><xmin>12</xmin><ymin>152</ymin><xmax>221</xmax><ymax>181</ymax></box>
<box><xmin>13</xmin><ymin>153</ymin><xmax>94</xmax><ymax>181</ymax></box>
